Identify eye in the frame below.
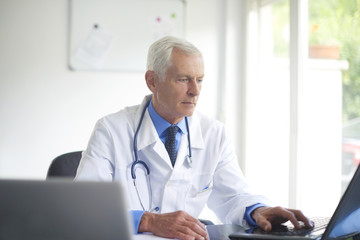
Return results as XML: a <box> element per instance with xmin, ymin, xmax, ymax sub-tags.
<box><xmin>178</xmin><ymin>78</ymin><xmax>187</xmax><ymax>82</ymax></box>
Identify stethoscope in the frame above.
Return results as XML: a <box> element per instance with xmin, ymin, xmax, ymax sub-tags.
<box><xmin>131</xmin><ymin>99</ymin><xmax>192</xmax><ymax>211</ymax></box>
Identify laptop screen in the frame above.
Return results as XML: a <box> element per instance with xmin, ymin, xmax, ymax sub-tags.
<box><xmin>229</xmin><ymin>165</ymin><xmax>360</xmax><ymax>240</ymax></box>
<box><xmin>0</xmin><ymin>180</ymin><xmax>134</xmax><ymax>240</ymax></box>
<box><xmin>324</xmin><ymin>165</ymin><xmax>360</xmax><ymax>239</ymax></box>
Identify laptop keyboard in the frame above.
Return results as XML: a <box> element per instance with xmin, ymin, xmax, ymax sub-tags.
<box><xmin>261</xmin><ymin>217</ymin><xmax>330</xmax><ymax>236</ymax></box>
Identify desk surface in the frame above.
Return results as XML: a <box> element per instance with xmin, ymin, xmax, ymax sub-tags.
<box><xmin>133</xmin><ymin>224</ymin><xmax>244</xmax><ymax>240</ymax></box>
<box><xmin>207</xmin><ymin>224</ymin><xmax>244</xmax><ymax>240</ymax></box>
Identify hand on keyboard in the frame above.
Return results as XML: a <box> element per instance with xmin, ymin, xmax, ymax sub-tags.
<box><xmin>254</xmin><ymin>217</ymin><xmax>329</xmax><ymax>236</ymax></box>
<box><xmin>251</xmin><ymin>206</ymin><xmax>314</xmax><ymax>232</ymax></box>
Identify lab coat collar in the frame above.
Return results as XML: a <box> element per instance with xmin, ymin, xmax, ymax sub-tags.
<box><xmin>135</xmin><ymin>95</ymin><xmax>159</xmax><ymax>151</ymax></box>
<box><xmin>148</xmin><ymin>99</ymin><xmax>187</xmax><ymax>138</ymax></box>
<box><xmin>186</xmin><ymin>113</ymin><xmax>205</xmax><ymax>150</ymax></box>
<box><xmin>135</xmin><ymin>98</ymin><xmax>173</xmax><ymax>168</ymax></box>
<box><xmin>135</xmin><ymin>95</ymin><xmax>205</xmax><ymax>165</ymax></box>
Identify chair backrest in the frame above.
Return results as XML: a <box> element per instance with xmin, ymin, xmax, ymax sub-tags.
<box><xmin>47</xmin><ymin>151</ymin><xmax>82</xmax><ymax>179</ymax></box>
<box><xmin>46</xmin><ymin>150</ymin><xmax>215</xmax><ymax>225</ymax></box>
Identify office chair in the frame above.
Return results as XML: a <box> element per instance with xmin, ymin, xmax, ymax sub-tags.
<box><xmin>46</xmin><ymin>150</ymin><xmax>214</xmax><ymax>225</ymax></box>
<box><xmin>46</xmin><ymin>151</ymin><xmax>82</xmax><ymax>179</ymax></box>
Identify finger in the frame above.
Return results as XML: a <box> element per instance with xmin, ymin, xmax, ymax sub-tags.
<box><xmin>289</xmin><ymin>209</ymin><xmax>314</xmax><ymax>228</ymax></box>
<box><xmin>177</xmin><ymin>231</ymin><xmax>205</xmax><ymax>240</ymax></box>
<box><xmin>255</xmin><ymin>215</ymin><xmax>273</xmax><ymax>232</ymax></box>
<box><xmin>175</xmin><ymin>212</ymin><xmax>208</xmax><ymax>239</ymax></box>
<box><xmin>193</xmin><ymin>223</ymin><xmax>207</xmax><ymax>237</ymax></box>
<box><xmin>176</xmin><ymin>224</ymin><xmax>208</xmax><ymax>240</ymax></box>
<box><xmin>183</xmin><ymin>214</ymin><xmax>207</xmax><ymax>232</ymax></box>
<box><xmin>157</xmin><ymin>223</ymin><xmax>205</xmax><ymax>240</ymax></box>
<box><xmin>183</xmin><ymin>218</ymin><xmax>208</xmax><ymax>238</ymax></box>
<box><xmin>277</xmin><ymin>208</ymin><xmax>302</xmax><ymax>229</ymax></box>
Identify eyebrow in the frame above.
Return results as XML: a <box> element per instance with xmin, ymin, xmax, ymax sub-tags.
<box><xmin>176</xmin><ymin>74</ymin><xmax>204</xmax><ymax>79</ymax></box>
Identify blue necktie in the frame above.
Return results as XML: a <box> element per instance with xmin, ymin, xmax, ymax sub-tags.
<box><xmin>165</xmin><ymin>125</ymin><xmax>179</xmax><ymax>167</ymax></box>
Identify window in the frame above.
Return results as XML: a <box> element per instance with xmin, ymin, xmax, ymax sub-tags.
<box><xmin>308</xmin><ymin>0</ymin><xmax>360</xmax><ymax>194</ymax></box>
<box><xmin>243</xmin><ymin>0</ymin><xmax>348</xmax><ymax>216</ymax></box>
<box><xmin>245</xmin><ymin>0</ymin><xmax>290</xmax><ymax>208</ymax></box>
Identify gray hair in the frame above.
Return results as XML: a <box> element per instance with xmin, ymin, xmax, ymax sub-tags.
<box><xmin>146</xmin><ymin>36</ymin><xmax>202</xmax><ymax>80</ymax></box>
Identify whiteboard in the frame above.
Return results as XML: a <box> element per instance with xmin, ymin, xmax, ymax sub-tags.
<box><xmin>69</xmin><ymin>0</ymin><xmax>185</xmax><ymax>72</ymax></box>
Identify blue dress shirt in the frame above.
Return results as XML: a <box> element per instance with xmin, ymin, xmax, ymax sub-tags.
<box><xmin>148</xmin><ymin>99</ymin><xmax>187</xmax><ymax>151</ymax></box>
<box><xmin>244</xmin><ymin>203</ymin><xmax>268</xmax><ymax>226</ymax></box>
<box><xmin>130</xmin><ymin>100</ymin><xmax>263</xmax><ymax>232</ymax></box>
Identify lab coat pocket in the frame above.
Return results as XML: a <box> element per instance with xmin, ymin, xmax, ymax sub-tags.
<box><xmin>195</xmin><ymin>181</ymin><xmax>214</xmax><ymax>197</ymax></box>
<box><xmin>185</xmin><ymin>175</ymin><xmax>213</xmax><ymax>216</ymax></box>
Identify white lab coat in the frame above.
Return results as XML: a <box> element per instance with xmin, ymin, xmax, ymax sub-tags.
<box><xmin>75</xmin><ymin>95</ymin><xmax>270</xmax><ymax>226</ymax></box>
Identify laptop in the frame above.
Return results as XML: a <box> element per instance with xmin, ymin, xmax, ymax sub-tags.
<box><xmin>229</xmin><ymin>164</ymin><xmax>360</xmax><ymax>240</ymax></box>
<box><xmin>0</xmin><ymin>179</ymin><xmax>134</xmax><ymax>240</ymax></box>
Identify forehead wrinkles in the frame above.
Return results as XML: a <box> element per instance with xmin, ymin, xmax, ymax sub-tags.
<box><xmin>170</xmin><ymin>52</ymin><xmax>204</xmax><ymax>78</ymax></box>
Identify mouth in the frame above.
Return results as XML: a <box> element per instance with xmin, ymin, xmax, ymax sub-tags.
<box><xmin>182</xmin><ymin>101</ymin><xmax>196</xmax><ymax>105</ymax></box>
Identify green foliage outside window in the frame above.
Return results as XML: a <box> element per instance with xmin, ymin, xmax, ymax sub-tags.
<box><xmin>309</xmin><ymin>0</ymin><xmax>360</xmax><ymax>122</ymax></box>
<box><xmin>273</xmin><ymin>0</ymin><xmax>360</xmax><ymax>122</ymax></box>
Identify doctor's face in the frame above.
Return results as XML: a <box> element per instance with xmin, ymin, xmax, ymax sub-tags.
<box><xmin>149</xmin><ymin>49</ymin><xmax>204</xmax><ymax>125</ymax></box>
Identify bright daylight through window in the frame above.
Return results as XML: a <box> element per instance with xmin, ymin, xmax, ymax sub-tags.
<box><xmin>245</xmin><ymin>0</ymin><xmax>359</xmax><ymax>218</ymax></box>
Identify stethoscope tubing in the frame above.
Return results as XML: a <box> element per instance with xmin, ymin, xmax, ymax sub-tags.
<box><xmin>131</xmin><ymin>99</ymin><xmax>192</xmax><ymax>211</ymax></box>
<box><xmin>131</xmin><ymin>100</ymin><xmax>192</xmax><ymax>179</ymax></box>
<box><xmin>131</xmin><ymin>100</ymin><xmax>151</xmax><ymax>179</ymax></box>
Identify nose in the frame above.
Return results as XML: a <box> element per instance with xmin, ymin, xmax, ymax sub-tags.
<box><xmin>187</xmin><ymin>79</ymin><xmax>201</xmax><ymax>96</ymax></box>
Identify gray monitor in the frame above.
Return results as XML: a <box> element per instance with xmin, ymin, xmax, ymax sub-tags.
<box><xmin>0</xmin><ymin>179</ymin><xmax>134</xmax><ymax>240</ymax></box>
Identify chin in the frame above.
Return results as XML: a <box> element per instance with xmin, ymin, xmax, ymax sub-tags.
<box><xmin>177</xmin><ymin>106</ymin><xmax>196</xmax><ymax>118</ymax></box>
<box><xmin>184</xmin><ymin>110</ymin><xmax>195</xmax><ymax>117</ymax></box>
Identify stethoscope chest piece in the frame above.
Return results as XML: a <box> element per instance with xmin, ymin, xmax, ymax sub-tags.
<box><xmin>186</xmin><ymin>155</ymin><xmax>192</xmax><ymax>168</ymax></box>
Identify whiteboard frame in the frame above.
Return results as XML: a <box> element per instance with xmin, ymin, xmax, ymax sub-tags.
<box><xmin>68</xmin><ymin>0</ymin><xmax>185</xmax><ymax>72</ymax></box>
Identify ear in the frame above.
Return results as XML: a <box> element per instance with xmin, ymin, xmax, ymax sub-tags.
<box><xmin>145</xmin><ymin>70</ymin><xmax>158</xmax><ymax>93</ymax></box>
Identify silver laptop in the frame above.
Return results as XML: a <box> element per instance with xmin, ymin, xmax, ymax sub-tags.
<box><xmin>0</xmin><ymin>179</ymin><xmax>134</xmax><ymax>240</ymax></box>
<box><xmin>229</xmin><ymin>164</ymin><xmax>360</xmax><ymax>240</ymax></box>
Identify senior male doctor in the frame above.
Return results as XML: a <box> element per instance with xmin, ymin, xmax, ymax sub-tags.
<box><xmin>75</xmin><ymin>36</ymin><xmax>313</xmax><ymax>240</ymax></box>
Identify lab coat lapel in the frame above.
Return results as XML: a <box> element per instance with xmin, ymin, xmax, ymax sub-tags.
<box><xmin>134</xmin><ymin>95</ymin><xmax>159</xmax><ymax>152</ymax></box>
<box><xmin>136</xmin><ymin>111</ymin><xmax>157</xmax><ymax>151</ymax></box>
<box><xmin>134</xmin><ymin>96</ymin><xmax>204</xmax><ymax>169</ymax></box>
<box><xmin>187</xmin><ymin>113</ymin><xmax>205</xmax><ymax>150</ymax></box>
<box><xmin>173</xmin><ymin>134</ymin><xmax>188</xmax><ymax>168</ymax></box>
<box><xmin>137</xmin><ymin>112</ymin><xmax>172</xmax><ymax>165</ymax></box>
<box><xmin>173</xmin><ymin>113</ymin><xmax>205</xmax><ymax>169</ymax></box>
<box><xmin>135</xmin><ymin>97</ymin><xmax>173</xmax><ymax>169</ymax></box>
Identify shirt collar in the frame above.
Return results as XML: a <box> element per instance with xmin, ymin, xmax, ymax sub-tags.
<box><xmin>148</xmin><ymin>100</ymin><xmax>187</xmax><ymax>137</ymax></box>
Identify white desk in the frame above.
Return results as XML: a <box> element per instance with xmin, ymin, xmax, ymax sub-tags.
<box><xmin>133</xmin><ymin>224</ymin><xmax>245</xmax><ymax>240</ymax></box>
<box><xmin>133</xmin><ymin>233</ymin><xmax>170</xmax><ymax>240</ymax></box>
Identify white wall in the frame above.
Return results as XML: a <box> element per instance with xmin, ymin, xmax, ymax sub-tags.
<box><xmin>0</xmin><ymin>0</ymin><xmax>221</xmax><ymax>179</ymax></box>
